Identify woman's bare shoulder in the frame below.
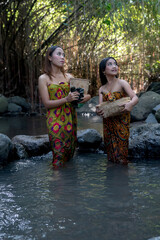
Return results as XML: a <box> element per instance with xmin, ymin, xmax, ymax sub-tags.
<box><xmin>118</xmin><ymin>78</ymin><xmax>130</xmax><ymax>86</ymax></box>
<box><xmin>38</xmin><ymin>74</ymin><xmax>49</xmax><ymax>84</ymax></box>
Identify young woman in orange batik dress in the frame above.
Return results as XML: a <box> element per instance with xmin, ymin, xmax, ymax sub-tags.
<box><xmin>96</xmin><ymin>57</ymin><xmax>138</xmax><ymax>165</ymax></box>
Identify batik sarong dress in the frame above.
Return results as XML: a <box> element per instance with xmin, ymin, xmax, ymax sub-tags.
<box><xmin>102</xmin><ymin>91</ymin><xmax>130</xmax><ymax>164</ymax></box>
<box><xmin>46</xmin><ymin>82</ymin><xmax>77</xmax><ymax>168</ymax></box>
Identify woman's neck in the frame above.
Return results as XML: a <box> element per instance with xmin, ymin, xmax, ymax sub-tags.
<box><xmin>106</xmin><ymin>75</ymin><xmax>117</xmax><ymax>84</ymax></box>
<box><xmin>103</xmin><ymin>76</ymin><xmax>118</xmax><ymax>93</ymax></box>
<box><xmin>51</xmin><ymin>65</ymin><xmax>62</xmax><ymax>77</ymax></box>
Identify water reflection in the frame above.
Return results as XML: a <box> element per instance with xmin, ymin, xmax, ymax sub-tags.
<box><xmin>0</xmin><ymin>115</ymin><xmax>103</xmax><ymax>139</ymax></box>
<box><xmin>0</xmin><ymin>116</ymin><xmax>47</xmax><ymax>138</ymax></box>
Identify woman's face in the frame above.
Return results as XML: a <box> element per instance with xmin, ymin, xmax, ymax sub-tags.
<box><xmin>104</xmin><ymin>58</ymin><xmax>118</xmax><ymax>76</ymax></box>
<box><xmin>49</xmin><ymin>47</ymin><xmax>65</xmax><ymax>67</ymax></box>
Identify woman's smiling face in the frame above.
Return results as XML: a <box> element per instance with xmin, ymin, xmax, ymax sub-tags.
<box><xmin>104</xmin><ymin>58</ymin><xmax>118</xmax><ymax>76</ymax></box>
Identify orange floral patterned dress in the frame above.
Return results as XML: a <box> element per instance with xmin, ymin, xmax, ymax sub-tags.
<box><xmin>102</xmin><ymin>91</ymin><xmax>130</xmax><ymax>164</ymax></box>
<box><xmin>46</xmin><ymin>82</ymin><xmax>77</xmax><ymax>168</ymax></box>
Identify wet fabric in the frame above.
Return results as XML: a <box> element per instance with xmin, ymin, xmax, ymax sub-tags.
<box><xmin>46</xmin><ymin>82</ymin><xmax>77</xmax><ymax>168</ymax></box>
<box><xmin>102</xmin><ymin>91</ymin><xmax>130</xmax><ymax>164</ymax></box>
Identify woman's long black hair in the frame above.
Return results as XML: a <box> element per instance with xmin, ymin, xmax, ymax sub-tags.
<box><xmin>99</xmin><ymin>57</ymin><xmax>118</xmax><ymax>85</ymax></box>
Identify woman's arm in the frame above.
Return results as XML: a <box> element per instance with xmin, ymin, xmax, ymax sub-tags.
<box><xmin>79</xmin><ymin>94</ymin><xmax>91</xmax><ymax>103</ymax></box>
<box><xmin>120</xmin><ymin>79</ymin><xmax>139</xmax><ymax>112</ymax></box>
<box><xmin>38</xmin><ymin>75</ymin><xmax>79</xmax><ymax>109</ymax></box>
<box><xmin>98</xmin><ymin>87</ymin><xmax>103</xmax><ymax>104</ymax></box>
<box><xmin>96</xmin><ymin>87</ymin><xmax>104</xmax><ymax>116</ymax></box>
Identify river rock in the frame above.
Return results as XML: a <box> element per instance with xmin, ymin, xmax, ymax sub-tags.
<box><xmin>8</xmin><ymin>102</ymin><xmax>22</xmax><ymax>112</ymax></box>
<box><xmin>145</xmin><ymin>113</ymin><xmax>158</xmax><ymax>123</ymax></box>
<box><xmin>8</xmin><ymin>96</ymin><xmax>31</xmax><ymax>112</ymax></box>
<box><xmin>0</xmin><ymin>95</ymin><xmax>8</xmax><ymax>113</ymax></box>
<box><xmin>131</xmin><ymin>91</ymin><xmax>160</xmax><ymax>121</ymax></box>
<box><xmin>12</xmin><ymin>143</ymin><xmax>29</xmax><ymax>159</ymax></box>
<box><xmin>77</xmin><ymin>128</ymin><xmax>102</xmax><ymax>152</ymax></box>
<box><xmin>0</xmin><ymin>133</ymin><xmax>12</xmax><ymax>164</ymax></box>
<box><xmin>10</xmin><ymin>129</ymin><xmax>103</xmax><ymax>158</ymax></box>
<box><xmin>129</xmin><ymin>123</ymin><xmax>160</xmax><ymax>159</ymax></box>
<box><xmin>12</xmin><ymin>134</ymin><xmax>50</xmax><ymax>157</ymax></box>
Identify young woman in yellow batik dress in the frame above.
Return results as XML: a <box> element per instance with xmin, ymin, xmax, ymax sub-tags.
<box><xmin>38</xmin><ymin>46</ymin><xmax>91</xmax><ymax>168</ymax></box>
<box><xmin>96</xmin><ymin>57</ymin><xmax>138</xmax><ymax>165</ymax></box>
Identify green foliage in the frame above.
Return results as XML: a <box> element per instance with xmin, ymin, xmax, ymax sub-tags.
<box><xmin>145</xmin><ymin>61</ymin><xmax>160</xmax><ymax>74</ymax></box>
<box><xmin>0</xmin><ymin>0</ymin><xmax>160</xmax><ymax>101</ymax></box>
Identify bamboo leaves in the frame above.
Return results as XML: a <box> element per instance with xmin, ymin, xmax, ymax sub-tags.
<box><xmin>0</xmin><ymin>0</ymin><xmax>160</xmax><ymax>102</ymax></box>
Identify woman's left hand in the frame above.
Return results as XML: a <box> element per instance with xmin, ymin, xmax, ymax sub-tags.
<box><xmin>120</xmin><ymin>101</ymin><xmax>134</xmax><ymax>112</ymax></box>
<box><xmin>79</xmin><ymin>94</ymin><xmax>91</xmax><ymax>103</ymax></box>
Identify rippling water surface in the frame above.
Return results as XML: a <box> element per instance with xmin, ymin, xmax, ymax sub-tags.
<box><xmin>0</xmin><ymin>153</ymin><xmax>160</xmax><ymax>240</ymax></box>
<box><xmin>0</xmin><ymin>115</ymin><xmax>160</xmax><ymax>240</ymax></box>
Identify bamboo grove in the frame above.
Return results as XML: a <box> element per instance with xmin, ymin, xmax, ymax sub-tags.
<box><xmin>0</xmin><ymin>0</ymin><xmax>160</xmax><ymax>110</ymax></box>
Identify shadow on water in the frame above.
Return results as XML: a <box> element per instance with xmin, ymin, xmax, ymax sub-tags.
<box><xmin>0</xmin><ymin>152</ymin><xmax>160</xmax><ymax>240</ymax></box>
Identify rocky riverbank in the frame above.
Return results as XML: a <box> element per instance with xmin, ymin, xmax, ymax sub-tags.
<box><xmin>0</xmin><ymin>122</ymin><xmax>160</xmax><ymax>166</ymax></box>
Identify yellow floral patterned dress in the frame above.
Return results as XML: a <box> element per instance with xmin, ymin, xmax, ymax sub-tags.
<box><xmin>46</xmin><ymin>82</ymin><xmax>77</xmax><ymax>168</ymax></box>
<box><xmin>102</xmin><ymin>91</ymin><xmax>130</xmax><ymax>164</ymax></box>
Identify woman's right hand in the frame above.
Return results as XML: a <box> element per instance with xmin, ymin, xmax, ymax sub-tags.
<box><xmin>66</xmin><ymin>91</ymin><xmax>80</xmax><ymax>103</ymax></box>
<box><xmin>96</xmin><ymin>106</ymin><xmax>104</xmax><ymax>117</ymax></box>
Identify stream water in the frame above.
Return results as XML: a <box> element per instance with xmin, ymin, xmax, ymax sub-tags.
<box><xmin>0</xmin><ymin>115</ymin><xmax>103</xmax><ymax>139</ymax></box>
<box><xmin>0</xmin><ymin>115</ymin><xmax>160</xmax><ymax>240</ymax></box>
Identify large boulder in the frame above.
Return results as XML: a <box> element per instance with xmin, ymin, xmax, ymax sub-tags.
<box><xmin>0</xmin><ymin>134</ymin><xmax>12</xmax><ymax>164</ymax></box>
<box><xmin>8</xmin><ymin>102</ymin><xmax>22</xmax><ymax>112</ymax></box>
<box><xmin>8</xmin><ymin>96</ymin><xmax>31</xmax><ymax>112</ymax></box>
<box><xmin>10</xmin><ymin>129</ymin><xmax>103</xmax><ymax>159</ymax></box>
<box><xmin>129</xmin><ymin>123</ymin><xmax>160</xmax><ymax>159</ymax></box>
<box><xmin>77</xmin><ymin>128</ymin><xmax>102</xmax><ymax>152</ymax></box>
<box><xmin>0</xmin><ymin>95</ymin><xmax>8</xmax><ymax>113</ymax></box>
<box><xmin>145</xmin><ymin>113</ymin><xmax>158</xmax><ymax>123</ymax></box>
<box><xmin>131</xmin><ymin>91</ymin><xmax>160</xmax><ymax>121</ymax></box>
<box><xmin>12</xmin><ymin>134</ymin><xmax>50</xmax><ymax>157</ymax></box>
